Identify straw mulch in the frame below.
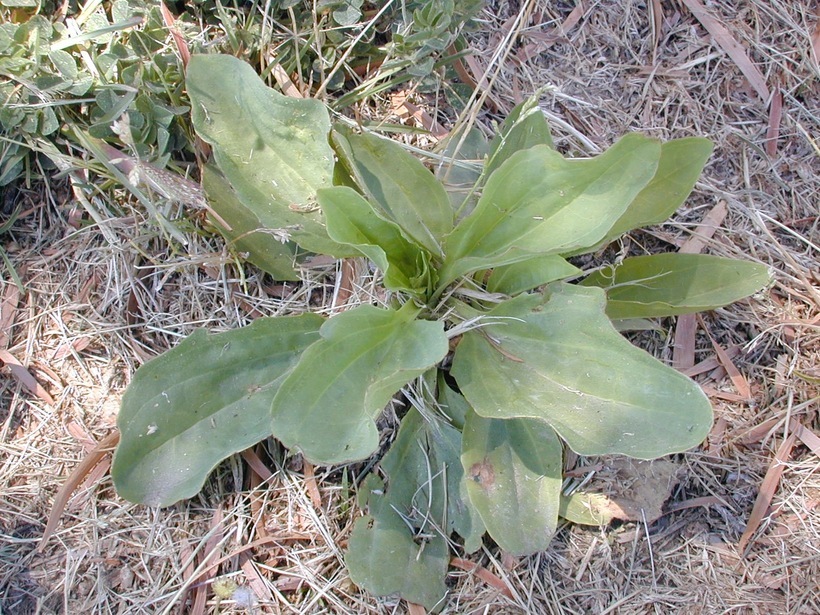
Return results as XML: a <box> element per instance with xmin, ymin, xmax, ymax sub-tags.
<box><xmin>2</xmin><ymin>1</ymin><xmax>817</xmax><ymax>613</ymax></box>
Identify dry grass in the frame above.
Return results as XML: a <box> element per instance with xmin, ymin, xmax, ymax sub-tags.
<box><xmin>2</xmin><ymin>0</ymin><xmax>818</xmax><ymax>613</ymax></box>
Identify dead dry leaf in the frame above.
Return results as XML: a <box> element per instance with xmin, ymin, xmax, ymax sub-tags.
<box><xmin>738</xmin><ymin>433</ymin><xmax>797</xmax><ymax>554</ymax></box>
<box><xmin>792</xmin><ymin>421</ymin><xmax>820</xmax><ymax>458</ymax></box>
<box><xmin>39</xmin><ymin>430</ymin><xmax>120</xmax><ymax>551</ymax></box>
<box><xmin>515</xmin><ymin>2</ymin><xmax>586</xmax><ymax>64</ymax></box>
<box><xmin>700</xmin><ymin>315</ymin><xmax>752</xmax><ymax>400</ymax></box>
<box><xmin>765</xmin><ymin>87</ymin><xmax>783</xmax><ymax>158</ymax></box>
<box><xmin>239</xmin><ymin>557</ymin><xmax>272</xmax><ymax>605</ymax></box>
<box><xmin>406</xmin><ymin>602</ymin><xmax>427</xmax><ymax>615</ymax></box>
<box><xmin>0</xmin><ymin>349</ymin><xmax>55</xmax><ymax>405</ymax></box>
<box><xmin>592</xmin><ymin>458</ymin><xmax>682</xmax><ymax>523</ymax></box>
<box><xmin>0</xmin><ymin>282</ymin><xmax>20</xmax><ymax>349</ymax></box>
<box><xmin>160</xmin><ymin>1</ymin><xmax>191</xmax><ymax>68</ymax></box>
<box><xmin>672</xmin><ymin>313</ymin><xmax>697</xmax><ymax>370</ymax></box>
<box><xmin>302</xmin><ymin>461</ymin><xmax>323</xmax><ymax>510</ymax></box>
<box><xmin>680</xmin><ymin>0</ymin><xmax>770</xmax><ymax>102</ymax></box>
<box><xmin>450</xmin><ymin>558</ymin><xmax>514</xmax><ymax>599</ymax></box>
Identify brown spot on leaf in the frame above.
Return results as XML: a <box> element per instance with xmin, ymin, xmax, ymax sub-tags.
<box><xmin>469</xmin><ymin>458</ymin><xmax>496</xmax><ymax>491</ymax></box>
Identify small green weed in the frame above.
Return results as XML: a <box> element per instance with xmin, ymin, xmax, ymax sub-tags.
<box><xmin>111</xmin><ymin>55</ymin><xmax>771</xmax><ymax>609</ymax></box>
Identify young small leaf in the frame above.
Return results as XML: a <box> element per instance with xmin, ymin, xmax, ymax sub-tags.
<box><xmin>486</xmin><ymin>93</ymin><xmax>554</xmax><ymax>176</ymax></box>
<box><xmin>112</xmin><ymin>315</ymin><xmax>324</xmax><ymax>507</ymax></box>
<box><xmin>331</xmin><ymin>126</ymin><xmax>453</xmax><ymax>257</ymax></box>
<box><xmin>436</xmin><ymin>126</ymin><xmax>487</xmax><ymax>212</ymax></box>
<box><xmin>461</xmin><ymin>410</ymin><xmax>562</xmax><ymax>555</ymax></box>
<box><xmin>486</xmin><ymin>254</ymin><xmax>582</xmax><ymax>295</ymax></box>
<box><xmin>580</xmin><ymin>253</ymin><xmax>771</xmax><ymax>319</ymax></box>
<box><xmin>451</xmin><ymin>284</ymin><xmax>713</xmax><ymax>458</ymax></box>
<box><xmin>318</xmin><ymin>186</ymin><xmax>431</xmax><ymax>294</ymax></box>
<box><xmin>271</xmin><ymin>303</ymin><xmax>449</xmax><ymax>464</ymax></box>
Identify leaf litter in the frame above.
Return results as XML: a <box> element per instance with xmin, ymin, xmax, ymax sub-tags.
<box><xmin>2</xmin><ymin>0</ymin><xmax>818</xmax><ymax>613</ymax></box>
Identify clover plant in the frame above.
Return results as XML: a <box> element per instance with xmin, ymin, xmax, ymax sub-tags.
<box><xmin>111</xmin><ymin>55</ymin><xmax>770</xmax><ymax>609</ymax></box>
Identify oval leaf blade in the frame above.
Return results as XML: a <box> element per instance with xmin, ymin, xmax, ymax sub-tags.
<box><xmin>112</xmin><ymin>314</ymin><xmax>324</xmax><ymax>507</ymax></box>
<box><xmin>347</xmin><ymin>475</ymin><xmax>449</xmax><ymax>610</ymax></box>
<box><xmin>187</xmin><ymin>54</ymin><xmax>350</xmax><ymax>255</ymax></box>
<box><xmin>451</xmin><ymin>284</ymin><xmax>713</xmax><ymax>458</ymax></box>
<box><xmin>461</xmin><ymin>410</ymin><xmax>563</xmax><ymax>555</ymax></box>
<box><xmin>581</xmin><ymin>253</ymin><xmax>771</xmax><ymax>319</ymax></box>
<box><xmin>441</xmin><ymin>135</ymin><xmax>661</xmax><ymax>284</ymax></box>
<box><xmin>601</xmin><ymin>137</ymin><xmax>714</xmax><ymax>242</ymax></box>
<box><xmin>487</xmin><ymin>254</ymin><xmax>582</xmax><ymax>295</ymax></box>
<box><xmin>202</xmin><ymin>164</ymin><xmax>300</xmax><ymax>280</ymax></box>
<box><xmin>271</xmin><ymin>304</ymin><xmax>449</xmax><ymax>464</ymax></box>
<box><xmin>331</xmin><ymin>126</ymin><xmax>453</xmax><ymax>257</ymax></box>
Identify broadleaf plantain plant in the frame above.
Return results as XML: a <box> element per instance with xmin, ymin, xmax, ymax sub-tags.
<box><xmin>111</xmin><ymin>55</ymin><xmax>770</xmax><ymax>609</ymax></box>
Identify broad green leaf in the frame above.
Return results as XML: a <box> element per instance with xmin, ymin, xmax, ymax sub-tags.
<box><xmin>112</xmin><ymin>314</ymin><xmax>324</xmax><ymax>507</ymax></box>
<box><xmin>318</xmin><ymin>186</ymin><xmax>431</xmax><ymax>294</ymax></box>
<box><xmin>347</xmin><ymin>474</ymin><xmax>449</xmax><ymax>610</ymax></box>
<box><xmin>187</xmin><ymin>54</ymin><xmax>351</xmax><ymax>256</ymax></box>
<box><xmin>461</xmin><ymin>410</ymin><xmax>562</xmax><ymax>555</ymax></box>
<box><xmin>580</xmin><ymin>254</ymin><xmax>771</xmax><ymax>319</ymax></box>
<box><xmin>202</xmin><ymin>164</ymin><xmax>300</xmax><ymax>280</ymax></box>
<box><xmin>377</xmin><ymin>408</ymin><xmax>482</xmax><ymax>552</ymax></box>
<box><xmin>487</xmin><ymin>255</ymin><xmax>582</xmax><ymax>295</ymax></box>
<box><xmin>451</xmin><ymin>284</ymin><xmax>713</xmax><ymax>458</ymax></box>
<box><xmin>331</xmin><ymin>126</ymin><xmax>453</xmax><ymax>257</ymax></box>
<box><xmin>559</xmin><ymin>492</ymin><xmax>617</xmax><ymax>525</ymax></box>
<box><xmin>347</xmin><ymin>407</ymin><xmax>483</xmax><ymax>607</ymax></box>
<box><xmin>486</xmin><ymin>93</ymin><xmax>554</xmax><ymax>176</ymax></box>
<box><xmin>600</xmin><ymin>138</ymin><xmax>714</xmax><ymax>244</ymax></box>
<box><xmin>271</xmin><ymin>303</ymin><xmax>449</xmax><ymax>464</ymax></box>
<box><xmin>440</xmin><ymin>135</ymin><xmax>661</xmax><ymax>285</ymax></box>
